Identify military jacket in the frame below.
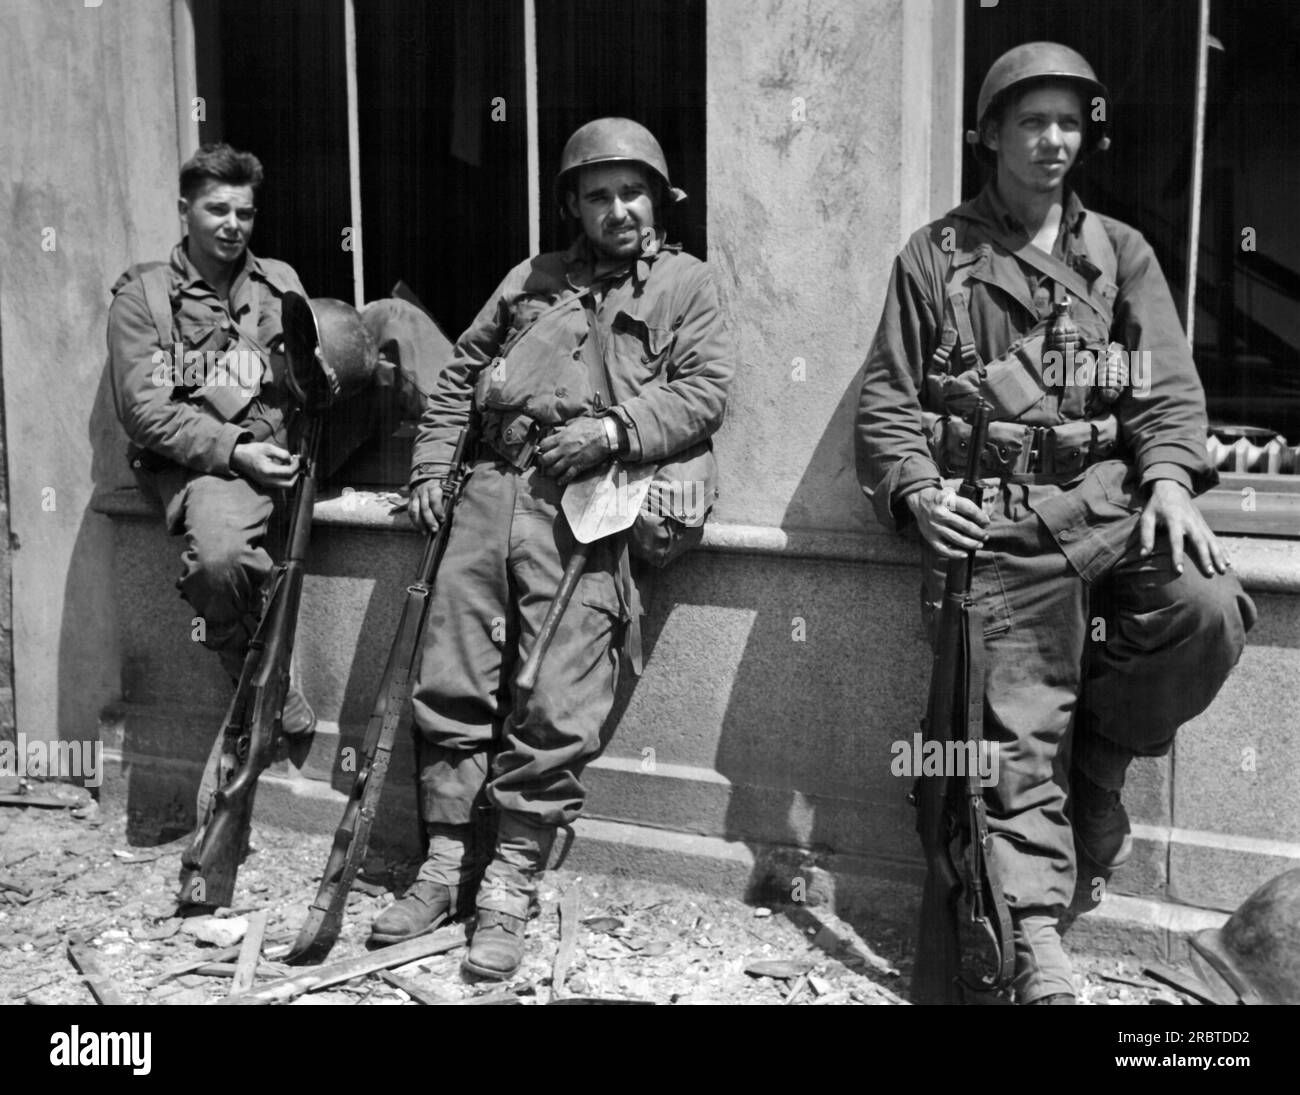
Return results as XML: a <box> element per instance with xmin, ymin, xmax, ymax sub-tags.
<box><xmin>411</xmin><ymin>235</ymin><xmax>735</xmax><ymax>475</ymax></box>
<box><xmin>107</xmin><ymin>240</ymin><xmax>305</xmax><ymax>476</ymax></box>
<box><xmin>856</xmin><ymin>185</ymin><xmax>1217</xmax><ymax>581</ymax></box>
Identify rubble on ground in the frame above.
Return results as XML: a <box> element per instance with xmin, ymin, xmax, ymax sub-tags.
<box><xmin>0</xmin><ymin>782</ymin><xmax>1193</xmax><ymax>1006</ymax></box>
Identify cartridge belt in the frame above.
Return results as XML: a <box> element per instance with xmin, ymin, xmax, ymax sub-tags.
<box><xmin>925</xmin><ymin>412</ymin><xmax>1120</xmax><ymax>479</ymax></box>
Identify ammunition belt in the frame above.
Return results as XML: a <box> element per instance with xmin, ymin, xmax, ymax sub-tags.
<box><xmin>925</xmin><ymin>412</ymin><xmax>1121</xmax><ymax>479</ymax></box>
<box><xmin>480</xmin><ymin>410</ymin><xmax>553</xmax><ymax>470</ymax></box>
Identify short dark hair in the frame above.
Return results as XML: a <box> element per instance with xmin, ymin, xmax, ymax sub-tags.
<box><xmin>179</xmin><ymin>143</ymin><xmax>264</xmax><ymax>201</ymax></box>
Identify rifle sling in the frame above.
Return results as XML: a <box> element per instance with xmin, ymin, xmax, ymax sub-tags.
<box><xmin>961</xmin><ymin>600</ymin><xmax>1016</xmax><ymax>993</ymax></box>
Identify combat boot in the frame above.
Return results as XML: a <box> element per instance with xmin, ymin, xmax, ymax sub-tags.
<box><xmin>463</xmin><ymin>813</ymin><xmax>555</xmax><ymax>981</ymax></box>
<box><xmin>1071</xmin><ymin>770</ymin><xmax>1133</xmax><ymax>871</ymax></box>
<box><xmin>370</xmin><ymin>880</ymin><xmax>461</xmax><ymax>944</ymax></box>
<box><xmin>370</xmin><ymin>823</ymin><xmax>482</xmax><ymax>946</ymax></box>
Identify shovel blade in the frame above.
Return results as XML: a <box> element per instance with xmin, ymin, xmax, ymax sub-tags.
<box><xmin>562</xmin><ymin>463</ymin><xmax>654</xmax><ymax>543</ymax></box>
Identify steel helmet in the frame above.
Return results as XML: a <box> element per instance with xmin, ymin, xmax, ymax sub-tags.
<box><xmin>555</xmin><ymin>117</ymin><xmax>687</xmax><ymax>213</ymax></box>
<box><xmin>966</xmin><ymin>42</ymin><xmax>1111</xmax><ymax>161</ymax></box>
<box><xmin>1190</xmin><ymin>868</ymin><xmax>1300</xmax><ymax>1005</ymax></box>
<box><xmin>282</xmin><ymin>293</ymin><xmax>377</xmax><ymax>410</ymax></box>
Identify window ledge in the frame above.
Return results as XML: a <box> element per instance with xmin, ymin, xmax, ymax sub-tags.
<box><xmin>92</xmin><ymin>488</ymin><xmax>1300</xmax><ymax>595</ymax></box>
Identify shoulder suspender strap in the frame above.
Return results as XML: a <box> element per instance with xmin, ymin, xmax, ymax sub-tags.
<box><xmin>981</xmin><ymin>221</ymin><xmax>1112</xmax><ymax>323</ymax></box>
<box><xmin>580</xmin><ymin>291</ymin><xmax>614</xmax><ymax>407</ymax></box>
<box><xmin>1079</xmin><ymin>212</ymin><xmax>1118</xmax><ymax>289</ymax></box>
<box><xmin>138</xmin><ymin>265</ymin><xmax>175</xmax><ymax>348</ymax></box>
<box><xmin>948</xmin><ymin>283</ymin><xmax>981</xmax><ymax>372</ymax></box>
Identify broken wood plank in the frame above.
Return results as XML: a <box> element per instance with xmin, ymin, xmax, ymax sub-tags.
<box><xmin>376</xmin><ymin>969</ymin><xmax>443</xmax><ymax>1005</ymax></box>
<box><xmin>0</xmin><ymin>793</ymin><xmax>74</xmax><ymax>809</ymax></box>
<box><xmin>1142</xmin><ymin>961</ymin><xmax>1221</xmax><ymax>1006</ymax></box>
<box><xmin>190</xmin><ymin>962</ymin><xmax>287</xmax><ymax>980</ymax></box>
<box><xmin>552</xmin><ymin>886</ymin><xmax>580</xmax><ymax>1001</ymax></box>
<box><xmin>220</xmin><ymin>924</ymin><xmax>467</xmax><ymax>1005</ymax></box>
<box><xmin>149</xmin><ymin>942</ymin><xmax>291</xmax><ymax>987</ymax></box>
<box><xmin>66</xmin><ymin>938</ymin><xmax>125</xmax><ymax>1005</ymax></box>
<box><xmin>0</xmin><ymin>876</ymin><xmax>32</xmax><ymax>896</ymax></box>
<box><xmin>230</xmin><ymin>909</ymin><xmax>269</xmax><ymax>996</ymax></box>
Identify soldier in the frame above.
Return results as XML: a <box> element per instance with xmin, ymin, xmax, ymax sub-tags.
<box><xmin>108</xmin><ymin>143</ymin><xmax>430</xmax><ymax>739</ymax></box>
<box><xmin>855</xmin><ymin>44</ymin><xmax>1256</xmax><ymax>1003</ymax></box>
<box><xmin>371</xmin><ymin>118</ymin><xmax>735</xmax><ymax>980</ymax></box>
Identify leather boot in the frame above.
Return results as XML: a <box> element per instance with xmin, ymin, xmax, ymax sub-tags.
<box><xmin>1071</xmin><ymin>769</ymin><xmax>1133</xmax><ymax>871</ymax></box>
<box><xmin>370</xmin><ymin>880</ymin><xmax>460</xmax><ymax>944</ymax></box>
<box><xmin>370</xmin><ymin>823</ymin><xmax>479</xmax><ymax>945</ymax></box>
<box><xmin>463</xmin><ymin>813</ymin><xmax>555</xmax><ymax>981</ymax></box>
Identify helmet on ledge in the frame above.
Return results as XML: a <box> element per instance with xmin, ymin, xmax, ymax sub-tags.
<box><xmin>282</xmin><ymin>293</ymin><xmax>377</xmax><ymax>410</ymax></box>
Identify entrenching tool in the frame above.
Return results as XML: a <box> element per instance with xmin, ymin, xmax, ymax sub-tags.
<box><xmin>515</xmin><ymin>460</ymin><xmax>653</xmax><ymax>691</ymax></box>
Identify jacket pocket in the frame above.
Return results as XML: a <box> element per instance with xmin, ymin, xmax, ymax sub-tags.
<box><xmin>610</xmin><ymin>308</ymin><xmax>674</xmax><ymax>385</ymax></box>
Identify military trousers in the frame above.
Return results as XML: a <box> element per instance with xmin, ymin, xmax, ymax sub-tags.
<box><xmin>410</xmin><ymin>459</ymin><xmax>624</xmax><ymax>836</ymax></box>
<box><xmin>921</xmin><ymin>480</ymin><xmax>1256</xmax><ymax>915</ymax></box>
<box><xmin>141</xmin><ymin>388</ymin><xmax>389</xmax><ymax>670</ymax></box>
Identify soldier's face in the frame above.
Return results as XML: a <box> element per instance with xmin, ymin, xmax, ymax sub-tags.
<box><xmin>178</xmin><ymin>181</ymin><xmax>256</xmax><ymax>268</ymax></box>
<box><xmin>987</xmin><ymin>85</ymin><xmax>1084</xmax><ymax>195</ymax></box>
<box><xmin>566</xmin><ymin>164</ymin><xmax>657</xmax><ymax>261</ymax></box>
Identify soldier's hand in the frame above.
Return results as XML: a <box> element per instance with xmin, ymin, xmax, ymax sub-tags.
<box><xmin>409</xmin><ymin>479</ymin><xmax>445</xmax><ymax>533</ymax></box>
<box><xmin>1140</xmin><ymin>479</ymin><xmax>1227</xmax><ymax>578</ymax></box>
<box><xmin>906</xmin><ymin>484</ymin><xmax>989</xmax><ymax>560</ymax></box>
<box><xmin>231</xmin><ymin>441</ymin><xmax>300</xmax><ymax>489</ymax></box>
<box><xmin>537</xmin><ymin>417</ymin><xmax>612</xmax><ymax>487</ymax></box>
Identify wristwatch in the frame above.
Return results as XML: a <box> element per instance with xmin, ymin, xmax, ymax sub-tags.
<box><xmin>600</xmin><ymin>416</ymin><xmax>626</xmax><ymax>455</ymax></box>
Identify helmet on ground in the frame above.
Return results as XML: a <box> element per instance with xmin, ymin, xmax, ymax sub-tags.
<box><xmin>1190</xmin><ymin>867</ymin><xmax>1300</xmax><ymax>1005</ymax></box>
<box><xmin>555</xmin><ymin>117</ymin><xmax>687</xmax><ymax>213</ymax></box>
<box><xmin>282</xmin><ymin>293</ymin><xmax>377</xmax><ymax>410</ymax></box>
<box><xmin>966</xmin><ymin>41</ymin><xmax>1111</xmax><ymax>162</ymax></box>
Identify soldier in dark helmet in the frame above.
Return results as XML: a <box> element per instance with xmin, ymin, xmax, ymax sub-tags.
<box><xmin>855</xmin><ymin>43</ymin><xmax>1257</xmax><ymax>1003</ymax></box>
<box><xmin>108</xmin><ymin>142</ymin><xmax>435</xmax><ymax>745</ymax></box>
<box><xmin>372</xmin><ymin>118</ymin><xmax>735</xmax><ymax>979</ymax></box>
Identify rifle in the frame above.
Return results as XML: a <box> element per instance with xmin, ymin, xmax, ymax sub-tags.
<box><xmin>285</xmin><ymin>428</ymin><xmax>473</xmax><ymax>963</ymax></box>
<box><xmin>178</xmin><ymin>414</ymin><xmax>323</xmax><ymax>909</ymax></box>
<box><xmin>910</xmin><ymin>400</ymin><xmax>1015</xmax><ymax>1004</ymax></box>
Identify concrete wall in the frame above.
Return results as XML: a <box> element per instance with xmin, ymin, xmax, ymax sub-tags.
<box><xmin>0</xmin><ymin>0</ymin><xmax>178</xmax><ymax>750</ymax></box>
<box><xmin>707</xmin><ymin>0</ymin><xmax>960</xmax><ymax>532</ymax></box>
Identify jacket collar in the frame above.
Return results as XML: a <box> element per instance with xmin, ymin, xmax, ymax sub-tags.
<box><xmin>563</xmin><ymin>229</ymin><xmax>677</xmax><ymax>293</ymax></box>
<box><xmin>169</xmin><ymin>238</ymin><xmax>264</xmax><ymax>296</ymax></box>
<box><xmin>953</xmin><ymin>183</ymin><xmax>1088</xmax><ymax>252</ymax></box>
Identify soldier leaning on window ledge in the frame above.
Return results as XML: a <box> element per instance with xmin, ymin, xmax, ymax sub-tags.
<box><xmin>855</xmin><ymin>43</ymin><xmax>1257</xmax><ymax>1004</ymax></box>
<box><xmin>106</xmin><ymin>143</ymin><xmax>431</xmax><ymax>739</ymax></box>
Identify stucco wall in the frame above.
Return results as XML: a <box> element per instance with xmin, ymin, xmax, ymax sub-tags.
<box><xmin>0</xmin><ymin>0</ymin><xmax>178</xmax><ymax>748</ymax></box>
<box><xmin>706</xmin><ymin>0</ymin><xmax>960</xmax><ymax>533</ymax></box>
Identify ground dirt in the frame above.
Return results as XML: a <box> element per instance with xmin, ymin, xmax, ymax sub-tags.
<box><xmin>0</xmin><ymin>782</ymin><xmax>1199</xmax><ymax>1007</ymax></box>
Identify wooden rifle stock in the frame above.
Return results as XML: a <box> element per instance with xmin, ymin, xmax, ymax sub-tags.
<box><xmin>911</xmin><ymin>401</ymin><xmax>1008</xmax><ymax>1004</ymax></box>
<box><xmin>285</xmin><ymin>429</ymin><xmax>472</xmax><ymax>963</ymax></box>
<box><xmin>179</xmin><ymin>416</ymin><xmax>323</xmax><ymax>909</ymax></box>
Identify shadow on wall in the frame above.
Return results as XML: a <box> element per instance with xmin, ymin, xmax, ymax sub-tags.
<box><xmin>711</xmin><ymin>366</ymin><xmax>932</xmax><ymax>924</ymax></box>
